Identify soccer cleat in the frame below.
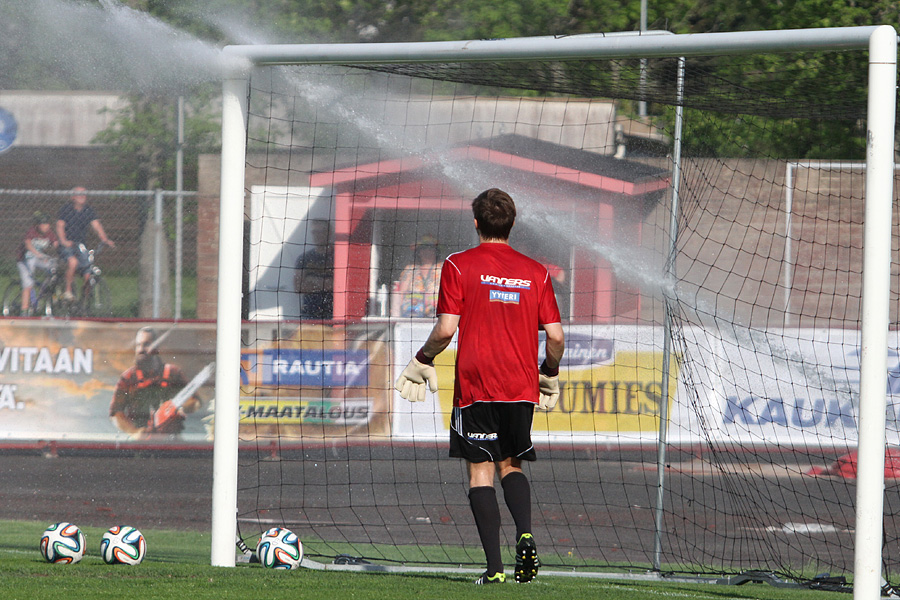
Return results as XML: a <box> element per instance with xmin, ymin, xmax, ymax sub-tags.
<box><xmin>62</xmin><ymin>291</ymin><xmax>75</xmax><ymax>301</ymax></box>
<box><xmin>474</xmin><ymin>571</ymin><xmax>506</xmax><ymax>585</ymax></box>
<box><xmin>514</xmin><ymin>533</ymin><xmax>540</xmax><ymax>583</ymax></box>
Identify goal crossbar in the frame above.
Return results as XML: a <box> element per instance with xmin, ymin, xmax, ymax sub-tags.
<box><xmin>222</xmin><ymin>26</ymin><xmax>884</xmax><ymax>66</ymax></box>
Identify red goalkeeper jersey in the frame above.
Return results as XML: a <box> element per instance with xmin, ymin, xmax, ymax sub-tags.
<box><xmin>436</xmin><ymin>242</ymin><xmax>561</xmax><ymax>408</ymax></box>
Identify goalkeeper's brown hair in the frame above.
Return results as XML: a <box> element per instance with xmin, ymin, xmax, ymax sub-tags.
<box><xmin>472</xmin><ymin>188</ymin><xmax>516</xmax><ymax>241</ymax></box>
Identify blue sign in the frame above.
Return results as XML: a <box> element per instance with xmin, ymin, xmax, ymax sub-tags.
<box><xmin>245</xmin><ymin>348</ymin><xmax>370</xmax><ymax>387</ymax></box>
<box><xmin>489</xmin><ymin>289</ymin><xmax>520</xmax><ymax>304</ymax></box>
<box><xmin>0</xmin><ymin>107</ymin><xmax>17</xmax><ymax>153</ymax></box>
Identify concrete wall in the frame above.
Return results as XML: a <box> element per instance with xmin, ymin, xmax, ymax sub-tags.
<box><xmin>640</xmin><ymin>158</ymin><xmax>899</xmax><ymax>329</ymax></box>
<box><xmin>196</xmin><ymin>154</ymin><xmax>221</xmax><ymax>319</ymax></box>
<box><xmin>0</xmin><ymin>91</ymin><xmax>125</xmax><ymax>147</ymax></box>
<box><xmin>0</xmin><ymin>147</ymin><xmax>119</xmax><ymax>189</ymax></box>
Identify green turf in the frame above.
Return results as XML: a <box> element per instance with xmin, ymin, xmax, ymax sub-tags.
<box><xmin>0</xmin><ymin>520</ymin><xmax>849</xmax><ymax>600</ymax></box>
<box><xmin>0</xmin><ymin>273</ymin><xmax>197</xmax><ymax>319</ymax></box>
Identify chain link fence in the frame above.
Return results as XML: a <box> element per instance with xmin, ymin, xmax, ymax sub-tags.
<box><xmin>0</xmin><ymin>189</ymin><xmax>198</xmax><ymax>319</ymax></box>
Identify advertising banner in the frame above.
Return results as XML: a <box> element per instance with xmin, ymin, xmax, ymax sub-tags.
<box><xmin>238</xmin><ymin>322</ymin><xmax>392</xmax><ymax>441</ymax></box>
<box><xmin>6</xmin><ymin>318</ymin><xmax>898</xmax><ymax>448</ymax></box>
<box><xmin>0</xmin><ymin>320</ymin><xmax>393</xmax><ymax>444</ymax></box>
<box><xmin>0</xmin><ymin>320</ymin><xmax>216</xmax><ymax>442</ymax></box>
<box><xmin>390</xmin><ymin>323</ymin><xmax>900</xmax><ymax>446</ymax></box>
<box><xmin>678</xmin><ymin>326</ymin><xmax>900</xmax><ymax>446</ymax></box>
<box><xmin>391</xmin><ymin>322</ymin><xmax>678</xmax><ymax>442</ymax></box>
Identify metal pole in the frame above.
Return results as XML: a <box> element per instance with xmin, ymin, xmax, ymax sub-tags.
<box><xmin>175</xmin><ymin>96</ymin><xmax>184</xmax><ymax>320</ymax></box>
<box><xmin>784</xmin><ymin>162</ymin><xmax>793</xmax><ymax>326</ymax></box>
<box><xmin>153</xmin><ymin>188</ymin><xmax>163</xmax><ymax>319</ymax></box>
<box><xmin>653</xmin><ymin>56</ymin><xmax>685</xmax><ymax>572</ymax></box>
<box><xmin>853</xmin><ymin>24</ymin><xmax>897</xmax><ymax>600</ymax></box>
<box><xmin>638</xmin><ymin>0</ymin><xmax>648</xmax><ymax>118</ymax></box>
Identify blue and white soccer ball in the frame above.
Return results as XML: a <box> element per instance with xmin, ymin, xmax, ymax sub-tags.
<box><xmin>100</xmin><ymin>526</ymin><xmax>147</xmax><ymax>565</ymax></box>
<box><xmin>40</xmin><ymin>522</ymin><xmax>86</xmax><ymax>564</ymax></box>
<box><xmin>256</xmin><ymin>527</ymin><xmax>303</xmax><ymax>570</ymax></box>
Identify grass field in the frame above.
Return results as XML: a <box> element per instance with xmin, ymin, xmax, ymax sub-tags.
<box><xmin>0</xmin><ymin>520</ymin><xmax>842</xmax><ymax>600</ymax></box>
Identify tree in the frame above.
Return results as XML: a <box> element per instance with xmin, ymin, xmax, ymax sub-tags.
<box><xmin>92</xmin><ymin>89</ymin><xmax>220</xmax><ymax>191</ymax></box>
<box><xmin>82</xmin><ymin>0</ymin><xmax>900</xmax><ymax>182</ymax></box>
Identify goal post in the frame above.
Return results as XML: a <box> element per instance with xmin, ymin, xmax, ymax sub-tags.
<box><xmin>212</xmin><ymin>26</ymin><xmax>897</xmax><ymax>597</ymax></box>
<box><xmin>210</xmin><ymin>70</ymin><xmax>249</xmax><ymax>568</ymax></box>
<box><xmin>856</xmin><ymin>24</ymin><xmax>897</xmax><ymax>597</ymax></box>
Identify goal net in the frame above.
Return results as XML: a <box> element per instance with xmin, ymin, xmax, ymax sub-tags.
<box><xmin>218</xmin><ymin>29</ymin><xmax>898</xmax><ymax>586</ymax></box>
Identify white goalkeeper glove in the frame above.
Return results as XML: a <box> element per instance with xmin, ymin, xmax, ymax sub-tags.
<box><xmin>395</xmin><ymin>350</ymin><xmax>438</xmax><ymax>403</ymax></box>
<box><xmin>537</xmin><ymin>361</ymin><xmax>560</xmax><ymax>410</ymax></box>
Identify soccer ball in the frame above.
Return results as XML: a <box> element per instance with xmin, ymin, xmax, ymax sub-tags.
<box><xmin>100</xmin><ymin>526</ymin><xmax>147</xmax><ymax>565</ymax></box>
<box><xmin>256</xmin><ymin>527</ymin><xmax>303</xmax><ymax>570</ymax></box>
<box><xmin>40</xmin><ymin>522</ymin><xmax>86</xmax><ymax>564</ymax></box>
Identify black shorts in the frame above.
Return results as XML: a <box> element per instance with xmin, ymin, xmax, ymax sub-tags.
<box><xmin>449</xmin><ymin>401</ymin><xmax>536</xmax><ymax>463</ymax></box>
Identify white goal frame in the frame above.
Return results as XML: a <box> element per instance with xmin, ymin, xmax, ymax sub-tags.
<box><xmin>213</xmin><ymin>26</ymin><xmax>897</xmax><ymax>599</ymax></box>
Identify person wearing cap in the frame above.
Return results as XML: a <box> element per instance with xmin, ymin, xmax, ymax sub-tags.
<box><xmin>16</xmin><ymin>211</ymin><xmax>59</xmax><ymax>314</ymax></box>
<box><xmin>396</xmin><ymin>235</ymin><xmax>443</xmax><ymax>318</ymax></box>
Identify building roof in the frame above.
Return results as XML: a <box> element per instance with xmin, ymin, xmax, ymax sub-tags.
<box><xmin>310</xmin><ymin>133</ymin><xmax>670</xmax><ymax>200</ymax></box>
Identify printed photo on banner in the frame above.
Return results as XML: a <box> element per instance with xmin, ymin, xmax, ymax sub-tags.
<box><xmin>0</xmin><ymin>320</ymin><xmax>215</xmax><ymax>443</ymax></box>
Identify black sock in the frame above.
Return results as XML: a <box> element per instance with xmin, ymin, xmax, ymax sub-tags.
<box><xmin>468</xmin><ymin>486</ymin><xmax>502</xmax><ymax>575</ymax></box>
<box><xmin>501</xmin><ymin>471</ymin><xmax>532</xmax><ymax>539</ymax></box>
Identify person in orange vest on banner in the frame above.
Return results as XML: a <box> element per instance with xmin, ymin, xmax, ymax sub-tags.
<box><xmin>396</xmin><ymin>234</ymin><xmax>442</xmax><ymax>318</ymax></box>
<box><xmin>110</xmin><ymin>327</ymin><xmax>202</xmax><ymax>439</ymax></box>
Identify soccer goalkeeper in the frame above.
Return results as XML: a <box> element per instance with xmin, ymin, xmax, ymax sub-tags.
<box><xmin>395</xmin><ymin>188</ymin><xmax>565</xmax><ymax>585</ymax></box>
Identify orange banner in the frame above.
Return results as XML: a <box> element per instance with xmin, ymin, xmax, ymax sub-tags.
<box><xmin>0</xmin><ymin>319</ymin><xmax>393</xmax><ymax>444</ymax></box>
<box><xmin>0</xmin><ymin>320</ymin><xmax>216</xmax><ymax>442</ymax></box>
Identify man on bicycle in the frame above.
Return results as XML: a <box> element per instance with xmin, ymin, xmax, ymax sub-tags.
<box><xmin>16</xmin><ymin>211</ymin><xmax>58</xmax><ymax>314</ymax></box>
<box><xmin>56</xmin><ymin>187</ymin><xmax>115</xmax><ymax>301</ymax></box>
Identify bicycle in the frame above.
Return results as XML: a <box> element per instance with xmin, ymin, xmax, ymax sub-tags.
<box><xmin>59</xmin><ymin>242</ymin><xmax>112</xmax><ymax>318</ymax></box>
<box><xmin>1</xmin><ymin>243</ymin><xmax>111</xmax><ymax>318</ymax></box>
<box><xmin>1</xmin><ymin>259</ymin><xmax>64</xmax><ymax>317</ymax></box>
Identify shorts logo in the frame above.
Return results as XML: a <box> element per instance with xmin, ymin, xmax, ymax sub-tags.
<box><xmin>489</xmin><ymin>289</ymin><xmax>520</xmax><ymax>304</ymax></box>
<box><xmin>468</xmin><ymin>432</ymin><xmax>498</xmax><ymax>441</ymax></box>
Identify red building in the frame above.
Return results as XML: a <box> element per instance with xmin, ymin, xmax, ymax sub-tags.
<box><xmin>308</xmin><ymin>134</ymin><xmax>670</xmax><ymax>323</ymax></box>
